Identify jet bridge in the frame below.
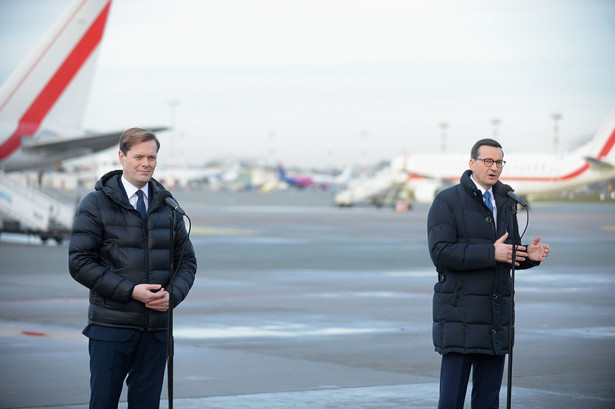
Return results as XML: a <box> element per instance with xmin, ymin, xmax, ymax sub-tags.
<box><xmin>0</xmin><ymin>171</ymin><xmax>75</xmax><ymax>243</ymax></box>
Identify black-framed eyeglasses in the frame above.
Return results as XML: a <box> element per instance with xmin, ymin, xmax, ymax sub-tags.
<box><xmin>476</xmin><ymin>158</ymin><xmax>506</xmax><ymax>168</ymax></box>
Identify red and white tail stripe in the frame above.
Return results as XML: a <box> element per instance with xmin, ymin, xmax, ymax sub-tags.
<box><xmin>0</xmin><ymin>0</ymin><xmax>112</xmax><ymax>160</ymax></box>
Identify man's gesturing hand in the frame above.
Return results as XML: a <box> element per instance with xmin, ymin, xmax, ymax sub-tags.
<box><xmin>131</xmin><ymin>284</ymin><xmax>169</xmax><ymax>311</ymax></box>
<box><xmin>494</xmin><ymin>232</ymin><xmax>528</xmax><ymax>266</ymax></box>
<box><xmin>527</xmin><ymin>236</ymin><xmax>550</xmax><ymax>262</ymax></box>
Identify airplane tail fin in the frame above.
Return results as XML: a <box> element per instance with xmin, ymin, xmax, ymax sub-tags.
<box><xmin>573</xmin><ymin>106</ymin><xmax>615</xmax><ymax>161</ymax></box>
<box><xmin>277</xmin><ymin>165</ymin><xmax>287</xmax><ymax>179</ymax></box>
<box><xmin>0</xmin><ymin>0</ymin><xmax>112</xmax><ymax>160</ymax></box>
<box><xmin>335</xmin><ymin>165</ymin><xmax>354</xmax><ymax>184</ymax></box>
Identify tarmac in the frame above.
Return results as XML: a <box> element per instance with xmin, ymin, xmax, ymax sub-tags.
<box><xmin>1</xmin><ymin>190</ymin><xmax>614</xmax><ymax>409</ymax></box>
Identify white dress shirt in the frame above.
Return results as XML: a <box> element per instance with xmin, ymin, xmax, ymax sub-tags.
<box><xmin>121</xmin><ymin>176</ymin><xmax>148</xmax><ymax>212</ymax></box>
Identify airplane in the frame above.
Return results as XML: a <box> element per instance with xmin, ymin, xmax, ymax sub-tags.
<box><xmin>276</xmin><ymin>165</ymin><xmax>315</xmax><ymax>188</ymax></box>
<box><xmin>335</xmin><ymin>106</ymin><xmax>615</xmax><ymax>206</ymax></box>
<box><xmin>274</xmin><ymin>164</ymin><xmax>353</xmax><ymax>190</ymax></box>
<box><xmin>0</xmin><ymin>0</ymin><xmax>165</xmax><ymax>172</ymax></box>
<box><xmin>155</xmin><ymin>163</ymin><xmax>241</xmax><ymax>190</ymax></box>
<box><xmin>0</xmin><ymin>0</ymin><xmax>168</xmax><ymax>243</ymax></box>
<box><xmin>310</xmin><ymin>165</ymin><xmax>354</xmax><ymax>190</ymax></box>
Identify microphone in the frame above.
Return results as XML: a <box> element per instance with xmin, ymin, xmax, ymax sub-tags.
<box><xmin>158</xmin><ymin>190</ymin><xmax>186</xmax><ymax>215</ymax></box>
<box><xmin>506</xmin><ymin>190</ymin><xmax>528</xmax><ymax>207</ymax></box>
<box><xmin>501</xmin><ymin>183</ymin><xmax>528</xmax><ymax>207</ymax></box>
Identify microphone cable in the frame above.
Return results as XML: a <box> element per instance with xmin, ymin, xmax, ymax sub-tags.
<box><xmin>169</xmin><ymin>213</ymin><xmax>192</xmax><ymax>296</ymax></box>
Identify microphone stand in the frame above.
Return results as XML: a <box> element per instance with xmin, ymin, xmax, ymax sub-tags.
<box><xmin>167</xmin><ymin>209</ymin><xmax>175</xmax><ymax>409</ymax></box>
<box><xmin>506</xmin><ymin>203</ymin><xmax>519</xmax><ymax>409</ymax></box>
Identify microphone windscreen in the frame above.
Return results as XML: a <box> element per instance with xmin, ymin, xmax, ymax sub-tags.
<box><xmin>157</xmin><ymin>190</ymin><xmax>173</xmax><ymax>204</ymax></box>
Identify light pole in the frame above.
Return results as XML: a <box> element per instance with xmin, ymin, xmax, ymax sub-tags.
<box><xmin>361</xmin><ymin>131</ymin><xmax>368</xmax><ymax>179</ymax></box>
<box><xmin>551</xmin><ymin>113</ymin><xmax>562</xmax><ymax>153</ymax></box>
<box><xmin>491</xmin><ymin>118</ymin><xmax>501</xmax><ymax>139</ymax></box>
<box><xmin>168</xmin><ymin>99</ymin><xmax>180</xmax><ymax>168</ymax></box>
<box><xmin>439</xmin><ymin>122</ymin><xmax>448</xmax><ymax>152</ymax></box>
<box><xmin>268</xmin><ymin>131</ymin><xmax>275</xmax><ymax>174</ymax></box>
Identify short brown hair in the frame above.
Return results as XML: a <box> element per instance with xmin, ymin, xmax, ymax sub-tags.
<box><xmin>119</xmin><ymin>128</ymin><xmax>160</xmax><ymax>155</ymax></box>
<box><xmin>471</xmin><ymin>138</ymin><xmax>502</xmax><ymax>160</ymax></box>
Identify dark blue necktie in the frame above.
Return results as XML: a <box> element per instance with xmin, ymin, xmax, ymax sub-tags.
<box><xmin>483</xmin><ymin>190</ymin><xmax>493</xmax><ymax>212</ymax></box>
<box><xmin>136</xmin><ymin>190</ymin><xmax>147</xmax><ymax>223</ymax></box>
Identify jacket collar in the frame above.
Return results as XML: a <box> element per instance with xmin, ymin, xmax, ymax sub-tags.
<box><xmin>95</xmin><ymin>170</ymin><xmax>165</xmax><ymax>211</ymax></box>
<box><xmin>461</xmin><ymin>169</ymin><xmax>507</xmax><ymax>200</ymax></box>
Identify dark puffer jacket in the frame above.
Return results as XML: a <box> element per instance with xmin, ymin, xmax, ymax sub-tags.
<box><xmin>427</xmin><ymin>170</ymin><xmax>538</xmax><ymax>356</ymax></box>
<box><xmin>69</xmin><ymin>170</ymin><xmax>197</xmax><ymax>331</ymax></box>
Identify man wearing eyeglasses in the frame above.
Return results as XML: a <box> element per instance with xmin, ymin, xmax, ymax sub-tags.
<box><xmin>427</xmin><ymin>138</ymin><xmax>550</xmax><ymax>409</ymax></box>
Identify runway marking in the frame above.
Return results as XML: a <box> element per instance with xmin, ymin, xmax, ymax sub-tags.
<box><xmin>516</xmin><ymin>286</ymin><xmax>612</xmax><ymax>293</ymax></box>
<box><xmin>524</xmin><ymin>326</ymin><xmax>615</xmax><ymax>339</ymax></box>
<box><xmin>176</xmin><ymin>324</ymin><xmax>615</xmax><ymax>341</ymax></box>
<box><xmin>174</xmin><ymin>325</ymin><xmax>391</xmax><ymax>340</ymax></box>
<box><xmin>0</xmin><ymin>298</ymin><xmax>86</xmax><ymax>306</ymax></box>
<box><xmin>22</xmin><ymin>331</ymin><xmax>48</xmax><ymax>337</ymax></box>
<box><xmin>191</xmin><ymin>226</ymin><xmax>256</xmax><ymax>236</ymax></box>
<box><xmin>188</xmin><ymin>290</ymin><xmax>432</xmax><ymax>302</ymax></box>
<box><xmin>386</xmin><ymin>270</ymin><xmax>435</xmax><ymax>277</ymax></box>
<box><xmin>0</xmin><ymin>323</ymin><xmax>83</xmax><ymax>340</ymax></box>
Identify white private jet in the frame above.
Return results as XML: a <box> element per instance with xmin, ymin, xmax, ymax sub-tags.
<box><xmin>336</xmin><ymin>107</ymin><xmax>615</xmax><ymax>206</ymax></box>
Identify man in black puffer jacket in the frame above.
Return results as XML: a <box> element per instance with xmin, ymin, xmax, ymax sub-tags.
<box><xmin>427</xmin><ymin>138</ymin><xmax>549</xmax><ymax>409</ymax></box>
<box><xmin>69</xmin><ymin>128</ymin><xmax>197</xmax><ymax>409</ymax></box>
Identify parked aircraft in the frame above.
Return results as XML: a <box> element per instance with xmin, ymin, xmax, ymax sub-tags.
<box><xmin>335</xmin><ymin>107</ymin><xmax>615</xmax><ymax>206</ymax></box>
<box><xmin>155</xmin><ymin>163</ymin><xmax>241</xmax><ymax>190</ymax></box>
<box><xmin>275</xmin><ymin>165</ymin><xmax>353</xmax><ymax>190</ymax></box>
<box><xmin>0</xmin><ymin>0</ymin><xmax>164</xmax><ymax>172</ymax></box>
<box><xmin>277</xmin><ymin>165</ymin><xmax>315</xmax><ymax>188</ymax></box>
<box><xmin>310</xmin><ymin>166</ymin><xmax>354</xmax><ymax>190</ymax></box>
<box><xmin>0</xmin><ymin>0</ymin><xmax>165</xmax><ymax>243</ymax></box>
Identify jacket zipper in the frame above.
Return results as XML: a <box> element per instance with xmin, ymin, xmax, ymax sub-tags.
<box><xmin>143</xmin><ymin>212</ymin><xmax>150</xmax><ymax>331</ymax></box>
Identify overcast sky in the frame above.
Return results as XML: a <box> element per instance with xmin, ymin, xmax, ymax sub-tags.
<box><xmin>1</xmin><ymin>0</ymin><xmax>614</xmax><ymax>168</ymax></box>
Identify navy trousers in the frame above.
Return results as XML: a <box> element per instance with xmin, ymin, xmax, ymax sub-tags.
<box><xmin>438</xmin><ymin>352</ymin><xmax>506</xmax><ymax>409</ymax></box>
<box><xmin>84</xmin><ymin>325</ymin><xmax>168</xmax><ymax>409</ymax></box>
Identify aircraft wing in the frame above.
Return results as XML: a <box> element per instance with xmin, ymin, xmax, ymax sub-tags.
<box><xmin>585</xmin><ymin>157</ymin><xmax>615</xmax><ymax>171</ymax></box>
<box><xmin>21</xmin><ymin>127</ymin><xmax>168</xmax><ymax>154</ymax></box>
